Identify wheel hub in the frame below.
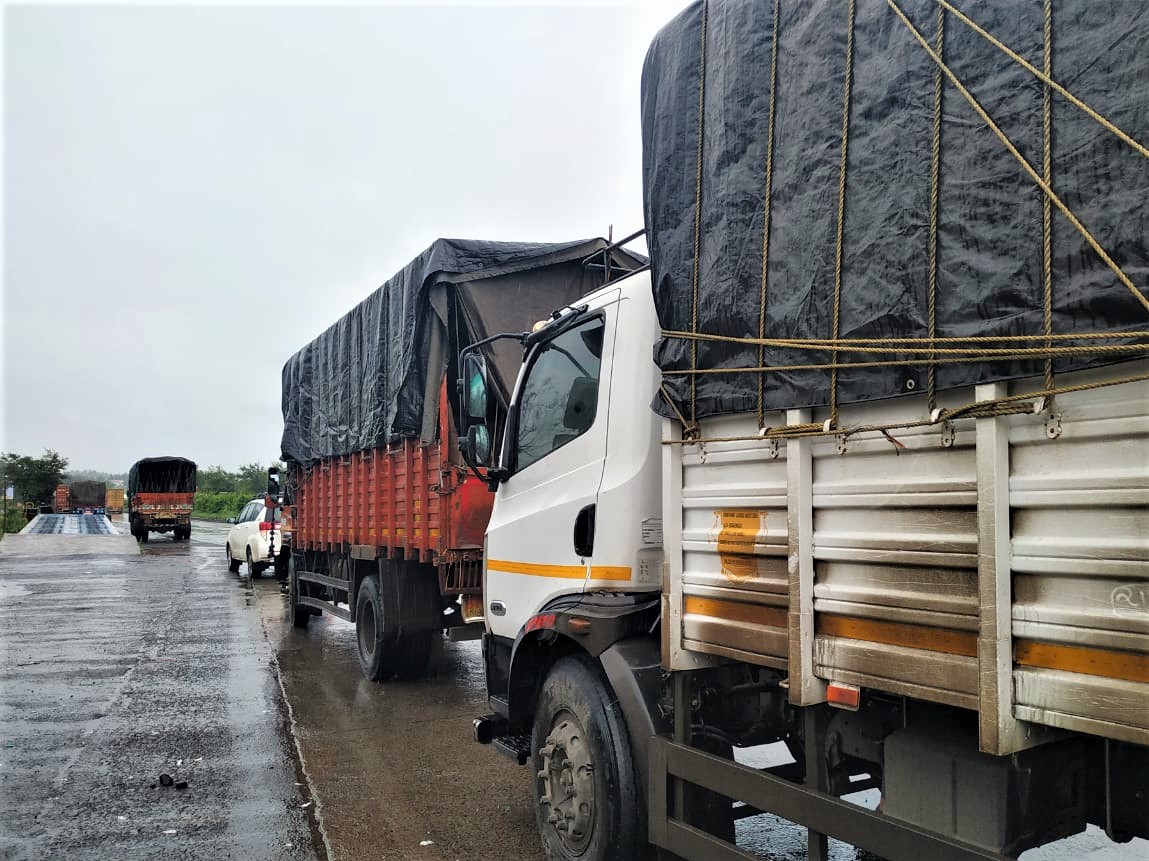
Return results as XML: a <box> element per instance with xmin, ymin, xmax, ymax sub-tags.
<box><xmin>538</xmin><ymin>715</ymin><xmax>595</xmax><ymax>851</ymax></box>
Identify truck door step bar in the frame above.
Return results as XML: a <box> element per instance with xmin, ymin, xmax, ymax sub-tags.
<box><xmin>473</xmin><ymin>715</ymin><xmax>531</xmax><ymax>766</ymax></box>
<box><xmin>493</xmin><ymin>735</ymin><xmax>531</xmax><ymax>766</ymax></box>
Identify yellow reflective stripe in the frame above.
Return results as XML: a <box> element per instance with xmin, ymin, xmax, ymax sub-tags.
<box><xmin>589</xmin><ymin>566</ymin><xmax>632</xmax><ymax>582</ymax></box>
<box><xmin>816</xmin><ymin>613</ymin><xmax>978</xmax><ymax>658</ymax></box>
<box><xmin>486</xmin><ymin>559</ymin><xmax>632</xmax><ymax>581</ymax></box>
<box><xmin>684</xmin><ymin>595</ymin><xmax>787</xmax><ymax>628</ymax></box>
<box><xmin>487</xmin><ymin>559</ymin><xmax>585</xmax><ymax>578</ymax></box>
<box><xmin>1014</xmin><ymin>640</ymin><xmax>1149</xmax><ymax>684</ymax></box>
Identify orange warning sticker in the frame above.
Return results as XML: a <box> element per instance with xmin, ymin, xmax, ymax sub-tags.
<box><xmin>713</xmin><ymin>509</ymin><xmax>765</xmax><ymax>583</ymax></box>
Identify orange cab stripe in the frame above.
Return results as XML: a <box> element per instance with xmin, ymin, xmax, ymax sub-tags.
<box><xmin>487</xmin><ymin>559</ymin><xmax>586</xmax><ymax>579</ymax></box>
<box><xmin>815</xmin><ymin>614</ymin><xmax>978</xmax><ymax>657</ymax></box>
<box><xmin>486</xmin><ymin>559</ymin><xmax>633</xmax><ymax>581</ymax></box>
<box><xmin>589</xmin><ymin>566</ymin><xmax>633</xmax><ymax>581</ymax></box>
<box><xmin>1014</xmin><ymin>640</ymin><xmax>1149</xmax><ymax>684</ymax></box>
<box><xmin>683</xmin><ymin>596</ymin><xmax>787</xmax><ymax>628</ymax></box>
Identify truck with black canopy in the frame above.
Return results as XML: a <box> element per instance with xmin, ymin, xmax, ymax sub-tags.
<box><xmin>281</xmin><ymin>237</ymin><xmax>645</xmax><ymax>682</ymax></box>
<box><xmin>127</xmin><ymin>457</ymin><xmax>197</xmax><ymax>542</ymax></box>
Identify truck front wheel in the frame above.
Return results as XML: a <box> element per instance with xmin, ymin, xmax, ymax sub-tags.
<box><xmin>532</xmin><ymin>656</ymin><xmax>647</xmax><ymax>861</ymax></box>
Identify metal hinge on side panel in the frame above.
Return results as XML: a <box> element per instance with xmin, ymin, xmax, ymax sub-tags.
<box><xmin>939</xmin><ymin>420</ymin><xmax>955</xmax><ymax>448</ymax></box>
<box><xmin>757</xmin><ymin>427</ymin><xmax>780</xmax><ymax>460</ymax></box>
<box><xmin>1033</xmin><ymin>396</ymin><xmax>1063</xmax><ymax>439</ymax></box>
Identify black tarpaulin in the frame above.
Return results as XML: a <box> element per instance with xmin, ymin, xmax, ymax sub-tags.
<box><xmin>128</xmin><ymin>458</ymin><xmax>198</xmax><ymax>495</ymax></box>
<box><xmin>279</xmin><ymin>238</ymin><xmax>645</xmax><ymax>465</ymax></box>
<box><xmin>642</xmin><ymin>0</ymin><xmax>1149</xmax><ymax>424</ymax></box>
<box><xmin>69</xmin><ymin>481</ymin><xmax>106</xmax><ymax>508</ymax></box>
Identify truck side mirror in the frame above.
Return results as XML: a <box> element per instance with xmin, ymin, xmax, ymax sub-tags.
<box><xmin>462</xmin><ymin>353</ymin><xmax>488</xmax><ymax>420</ymax></box>
<box><xmin>267</xmin><ymin>467</ymin><xmax>281</xmax><ymax>500</ymax></box>
<box><xmin>457</xmin><ymin>349</ymin><xmax>504</xmax><ymax>484</ymax></box>
<box><xmin>465</xmin><ymin>425</ymin><xmax>492</xmax><ymax>466</ymax></box>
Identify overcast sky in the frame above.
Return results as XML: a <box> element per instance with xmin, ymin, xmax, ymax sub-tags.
<box><xmin>2</xmin><ymin>2</ymin><xmax>688</xmax><ymax>473</ymax></box>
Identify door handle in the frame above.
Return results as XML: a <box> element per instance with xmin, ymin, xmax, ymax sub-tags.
<box><xmin>573</xmin><ymin>504</ymin><xmax>596</xmax><ymax>558</ymax></box>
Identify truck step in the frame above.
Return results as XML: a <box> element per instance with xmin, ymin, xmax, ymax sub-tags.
<box><xmin>492</xmin><ymin>734</ymin><xmax>532</xmax><ymax>766</ymax></box>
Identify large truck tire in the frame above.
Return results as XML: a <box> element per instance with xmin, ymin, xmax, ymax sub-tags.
<box><xmin>356</xmin><ymin>576</ymin><xmax>389</xmax><ymax>681</ymax></box>
<box><xmin>532</xmin><ymin>656</ymin><xmax>647</xmax><ymax>861</ymax></box>
<box><xmin>355</xmin><ymin>576</ymin><xmax>435</xmax><ymax>682</ymax></box>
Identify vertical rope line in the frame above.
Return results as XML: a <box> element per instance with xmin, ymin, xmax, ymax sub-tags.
<box><xmin>831</xmin><ymin>0</ymin><xmax>857</xmax><ymax>428</ymax></box>
<box><xmin>927</xmin><ymin>4</ymin><xmax>945</xmax><ymax>413</ymax></box>
<box><xmin>758</xmin><ymin>0</ymin><xmax>781</xmax><ymax>431</ymax></box>
<box><xmin>886</xmin><ymin>0</ymin><xmax>1149</xmax><ymax>315</ymax></box>
<box><xmin>1042</xmin><ymin>0</ymin><xmax>1054</xmax><ymax>395</ymax></box>
<box><xmin>690</xmin><ymin>0</ymin><xmax>710</xmax><ymax>431</ymax></box>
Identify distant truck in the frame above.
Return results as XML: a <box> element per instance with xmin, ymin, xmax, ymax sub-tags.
<box><xmin>127</xmin><ymin>457</ymin><xmax>196</xmax><ymax>542</ymax></box>
<box><xmin>67</xmin><ymin>481</ymin><xmax>106</xmax><ymax>514</ymax></box>
<box><xmin>53</xmin><ymin>484</ymin><xmax>70</xmax><ymax>514</ymax></box>
<box><xmin>105</xmin><ymin>487</ymin><xmax>125</xmax><ymax>514</ymax></box>
<box><xmin>282</xmin><ymin>238</ymin><xmax>643</xmax><ymax>681</ymax></box>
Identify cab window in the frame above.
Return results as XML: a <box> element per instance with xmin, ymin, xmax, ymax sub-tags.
<box><xmin>513</xmin><ymin>317</ymin><xmax>604</xmax><ymax>473</ymax></box>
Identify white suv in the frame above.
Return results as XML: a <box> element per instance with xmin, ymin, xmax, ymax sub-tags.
<box><xmin>225</xmin><ymin>498</ymin><xmax>285</xmax><ymax>576</ymax></box>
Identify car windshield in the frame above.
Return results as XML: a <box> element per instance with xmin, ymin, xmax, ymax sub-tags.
<box><xmin>263</xmin><ymin>507</ymin><xmax>281</xmax><ymax>524</ymax></box>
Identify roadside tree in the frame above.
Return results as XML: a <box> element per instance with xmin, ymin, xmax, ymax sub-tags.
<box><xmin>1</xmin><ymin>450</ymin><xmax>69</xmax><ymax>505</ymax></box>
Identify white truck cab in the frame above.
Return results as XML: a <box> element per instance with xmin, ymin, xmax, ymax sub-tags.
<box><xmin>461</xmin><ymin>266</ymin><xmax>666</xmax><ymax>861</ymax></box>
<box><xmin>483</xmin><ymin>271</ymin><xmax>662</xmax><ymax>641</ymax></box>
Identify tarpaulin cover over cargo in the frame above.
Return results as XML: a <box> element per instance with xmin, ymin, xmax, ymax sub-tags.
<box><xmin>128</xmin><ymin>458</ymin><xmax>198</xmax><ymax>494</ymax></box>
<box><xmin>280</xmin><ymin>238</ymin><xmax>645</xmax><ymax>465</ymax></box>
<box><xmin>68</xmin><ymin>481</ymin><xmax>106</xmax><ymax>509</ymax></box>
<box><xmin>642</xmin><ymin>0</ymin><xmax>1149</xmax><ymax>425</ymax></box>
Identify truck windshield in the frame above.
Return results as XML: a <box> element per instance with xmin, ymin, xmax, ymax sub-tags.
<box><xmin>513</xmin><ymin>317</ymin><xmax>604</xmax><ymax>473</ymax></box>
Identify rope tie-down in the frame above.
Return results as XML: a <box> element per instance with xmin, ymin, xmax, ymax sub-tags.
<box><xmin>662</xmin><ymin>0</ymin><xmax>1149</xmax><ymax>448</ymax></box>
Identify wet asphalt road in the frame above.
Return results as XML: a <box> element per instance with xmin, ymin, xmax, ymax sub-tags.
<box><xmin>0</xmin><ymin>521</ymin><xmax>317</xmax><ymax>861</ymax></box>
<box><xmin>2</xmin><ymin>520</ymin><xmax>1144</xmax><ymax>861</ymax></box>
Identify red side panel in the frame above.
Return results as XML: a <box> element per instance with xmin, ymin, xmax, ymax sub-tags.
<box><xmin>293</xmin><ymin>381</ymin><xmax>494</xmax><ymax>565</ymax></box>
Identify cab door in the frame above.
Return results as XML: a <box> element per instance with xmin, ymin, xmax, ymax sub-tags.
<box><xmin>484</xmin><ymin>291</ymin><xmax>620</xmax><ymax>640</ymax></box>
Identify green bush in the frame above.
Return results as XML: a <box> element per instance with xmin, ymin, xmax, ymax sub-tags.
<box><xmin>192</xmin><ymin>491</ymin><xmax>250</xmax><ymax>521</ymax></box>
<box><xmin>2</xmin><ymin>506</ymin><xmax>27</xmax><ymax>535</ymax></box>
